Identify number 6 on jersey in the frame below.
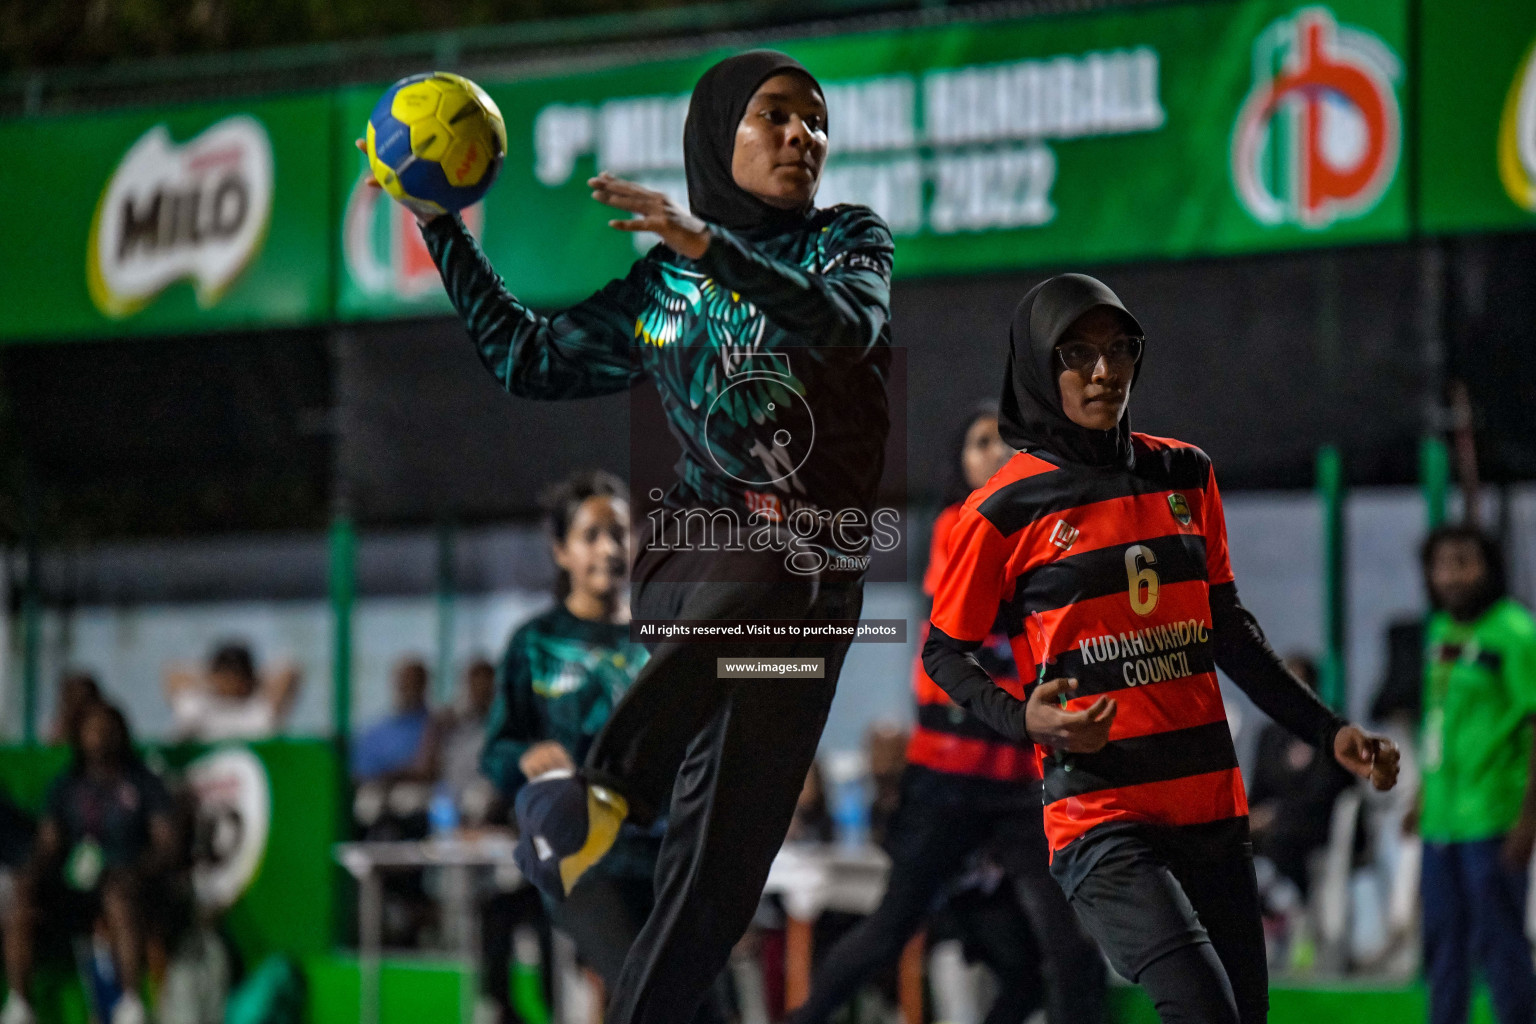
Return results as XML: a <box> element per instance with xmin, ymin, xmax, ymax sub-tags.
<box><xmin>1125</xmin><ymin>544</ymin><xmax>1159</xmax><ymax>616</ymax></box>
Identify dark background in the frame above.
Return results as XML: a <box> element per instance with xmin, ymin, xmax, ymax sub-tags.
<box><xmin>3</xmin><ymin>232</ymin><xmax>1532</xmax><ymax>543</ymax></box>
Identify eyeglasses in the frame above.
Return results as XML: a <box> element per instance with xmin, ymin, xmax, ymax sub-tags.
<box><xmin>1055</xmin><ymin>337</ymin><xmax>1144</xmax><ymax>373</ymax></box>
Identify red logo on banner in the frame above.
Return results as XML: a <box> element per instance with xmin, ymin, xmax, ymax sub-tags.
<box><xmin>1231</xmin><ymin>7</ymin><xmax>1401</xmax><ymax>229</ymax></box>
<box><xmin>343</xmin><ymin>173</ymin><xmax>483</xmax><ymax>300</ymax></box>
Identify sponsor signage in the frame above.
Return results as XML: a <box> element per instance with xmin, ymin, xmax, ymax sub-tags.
<box><xmin>338</xmin><ymin>167</ymin><xmax>484</xmax><ymax>314</ymax></box>
<box><xmin>1230</xmin><ymin>7</ymin><xmax>1402</xmax><ymax>230</ymax></box>
<box><xmin>1500</xmin><ymin>42</ymin><xmax>1536</xmax><ymax>214</ymax></box>
<box><xmin>334</xmin><ymin>0</ymin><xmax>1409</xmax><ymax>316</ymax></box>
<box><xmin>28</xmin><ymin>0</ymin><xmax>1536</xmax><ymax>338</ymax></box>
<box><xmin>1419</xmin><ymin>0</ymin><xmax>1536</xmax><ymax>232</ymax></box>
<box><xmin>185</xmin><ymin>746</ymin><xmax>272</xmax><ymax>911</ymax></box>
<box><xmin>88</xmin><ymin>116</ymin><xmax>275</xmax><ymax>318</ymax></box>
<box><xmin>0</xmin><ymin>95</ymin><xmax>331</xmax><ymax>342</ymax></box>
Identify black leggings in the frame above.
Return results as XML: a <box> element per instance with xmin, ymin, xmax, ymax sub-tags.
<box><xmin>937</xmin><ymin>884</ymin><xmax>1045</xmax><ymax>1024</ymax></box>
<box><xmin>583</xmin><ymin>537</ymin><xmax>863</xmax><ymax>1024</ymax></box>
<box><xmin>1061</xmin><ymin>820</ymin><xmax>1268</xmax><ymax>1024</ymax></box>
<box><xmin>791</xmin><ymin>768</ymin><xmax>1106</xmax><ymax>1024</ymax></box>
<box><xmin>1137</xmin><ymin>944</ymin><xmax>1243</xmax><ymax>1024</ymax></box>
<box><xmin>550</xmin><ymin>868</ymin><xmax>726</xmax><ymax>1024</ymax></box>
<box><xmin>480</xmin><ymin>886</ymin><xmax>551</xmax><ymax>1021</ymax></box>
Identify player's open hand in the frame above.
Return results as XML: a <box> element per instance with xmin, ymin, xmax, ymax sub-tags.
<box><xmin>1025</xmin><ymin>677</ymin><xmax>1116</xmax><ymax>753</ymax></box>
<box><xmin>354</xmin><ymin>139</ymin><xmax>441</xmax><ymax>226</ymax></box>
<box><xmin>589</xmin><ymin>172</ymin><xmax>712</xmax><ymax>259</ymax></box>
<box><xmin>1333</xmin><ymin>725</ymin><xmax>1400</xmax><ymax>791</ymax></box>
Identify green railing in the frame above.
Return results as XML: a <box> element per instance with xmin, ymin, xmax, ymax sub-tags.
<box><xmin>1316</xmin><ymin>445</ymin><xmax>1346</xmax><ymax>715</ymax></box>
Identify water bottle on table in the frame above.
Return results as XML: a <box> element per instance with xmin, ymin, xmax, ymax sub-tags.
<box><xmin>825</xmin><ymin>750</ymin><xmax>872</xmax><ymax>850</ymax></box>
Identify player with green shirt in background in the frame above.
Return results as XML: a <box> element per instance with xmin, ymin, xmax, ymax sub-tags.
<box><xmin>479</xmin><ymin>471</ymin><xmax>725</xmax><ymax>1024</ymax></box>
<box><xmin>1416</xmin><ymin>523</ymin><xmax>1536</xmax><ymax>1024</ymax></box>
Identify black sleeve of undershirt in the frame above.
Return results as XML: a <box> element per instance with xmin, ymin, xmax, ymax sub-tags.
<box><xmin>922</xmin><ymin>624</ymin><xmax>1030</xmax><ymax>744</ymax></box>
<box><xmin>1209</xmin><ymin>581</ymin><xmax>1347</xmax><ymax>752</ymax></box>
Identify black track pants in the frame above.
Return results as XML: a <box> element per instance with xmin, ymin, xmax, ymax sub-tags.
<box><xmin>1061</xmin><ymin>819</ymin><xmax>1268</xmax><ymax>1024</ymax></box>
<box><xmin>585</xmin><ymin>538</ymin><xmax>863</xmax><ymax>1024</ymax></box>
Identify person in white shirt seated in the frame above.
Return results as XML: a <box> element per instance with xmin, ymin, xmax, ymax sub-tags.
<box><xmin>163</xmin><ymin>643</ymin><xmax>301</xmax><ymax>743</ymax></box>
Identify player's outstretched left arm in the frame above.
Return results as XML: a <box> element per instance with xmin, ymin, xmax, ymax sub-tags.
<box><xmin>1202</xmin><ymin>459</ymin><xmax>1398</xmax><ymax>791</ymax></box>
<box><xmin>1210</xmin><ymin>582</ymin><xmax>1399</xmax><ymax>792</ymax></box>
<box><xmin>590</xmin><ymin>173</ymin><xmax>893</xmax><ymax>352</ymax></box>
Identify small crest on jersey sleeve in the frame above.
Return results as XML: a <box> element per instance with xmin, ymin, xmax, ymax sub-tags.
<box><xmin>1049</xmin><ymin>520</ymin><xmax>1079</xmax><ymax>551</ymax></box>
<box><xmin>1167</xmin><ymin>492</ymin><xmax>1193</xmax><ymax>527</ymax></box>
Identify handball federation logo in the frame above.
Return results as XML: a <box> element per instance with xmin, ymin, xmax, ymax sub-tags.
<box><xmin>1497</xmin><ymin>37</ymin><xmax>1536</xmax><ymax>214</ymax></box>
<box><xmin>1231</xmin><ymin>7</ymin><xmax>1401</xmax><ymax>230</ymax></box>
<box><xmin>343</xmin><ymin>171</ymin><xmax>484</xmax><ymax>299</ymax></box>
<box><xmin>87</xmin><ymin>115</ymin><xmax>274</xmax><ymax>318</ymax></box>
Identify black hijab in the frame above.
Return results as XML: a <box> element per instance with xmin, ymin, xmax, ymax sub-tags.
<box><xmin>683</xmin><ymin>50</ymin><xmax>823</xmax><ymax>235</ymax></box>
<box><xmin>997</xmin><ymin>273</ymin><xmax>1145</xmax><ymax>469</ymax></box>
<box><xmin>943</xmin><ymin>401</ymin><xmax>1002</xmax><ymax>507</ymax></box>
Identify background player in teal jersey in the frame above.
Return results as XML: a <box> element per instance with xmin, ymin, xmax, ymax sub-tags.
<box><xmin>1415</xmin><ymin>524</ymin><xmax>1536</xmax><ymax>1024</ymax></box>
<box><xmin>479</xmin><ymin>471</ymin><xmax>724</xmax><ymax>1024</ymax></box>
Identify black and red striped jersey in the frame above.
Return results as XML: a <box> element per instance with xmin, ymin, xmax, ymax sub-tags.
<box><xmin>906</xmin><ymin>504</ymin><xmax>1040</xmax><ymax>784</ymax></box>
<box><xmin>927</xmin><ymin>433</ymin><xmax>1244</xmax><ymax>854</ymax></box>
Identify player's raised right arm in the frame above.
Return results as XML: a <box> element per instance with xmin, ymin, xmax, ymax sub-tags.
<box><xmin>420</xmin><ymin>214</ymin><xmax>648</xmax><ymax>401</ymax></box>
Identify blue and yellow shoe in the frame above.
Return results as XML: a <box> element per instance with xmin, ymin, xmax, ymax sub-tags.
<box><xmin>512</xmin><ymin>771</ymin><xmax>629</xmax><ymax>902</ymax></box>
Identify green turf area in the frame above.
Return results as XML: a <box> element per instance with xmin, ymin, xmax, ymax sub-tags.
<box><xmin>299</xmin><ymin>956</ymin><xmax>1505</xmax><ymax>1024</ymax></box>
<box><xmin>2</xmin><ymin>954</ymin><xmax>1514</xmax><ymax>1024</ymax></box>
<box><xmin>1107</xmin><ymin>977</ymin><xmax>1502</xmax><ymax>1023</ymax></box>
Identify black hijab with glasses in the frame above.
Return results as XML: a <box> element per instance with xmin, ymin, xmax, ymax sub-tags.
<box><xmin>996</xmin><ymin>273</ymin><xmax>1146</xmax><ymax>470</ymax></box>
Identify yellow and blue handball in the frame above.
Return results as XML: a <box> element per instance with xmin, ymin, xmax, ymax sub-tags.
<box><xmin>365</xmin><ymin>71</ymin><xmax>507</xmax><ymax>216</ymax></box>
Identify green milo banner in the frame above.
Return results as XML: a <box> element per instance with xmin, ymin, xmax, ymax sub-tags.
<box><xmin>336</xmin><ymin>0</ymin><xmax>1411</xmax><ymax>316</ymax></box>
<box><xmin>0</xmin><ymin>94</ymin><xmax>333</xmax><ymax>342</ymax></box>
<box><xmin>1419</xmin><ymin>0</ymin><xmax>1536</xmax><ymax>233</ymax></box>
<box><xmin>9</xmin><ymin>0</ymin><xmax>1503</xmax><ymax>338</ymax></box>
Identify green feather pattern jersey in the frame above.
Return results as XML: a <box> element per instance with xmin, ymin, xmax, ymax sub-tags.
<box><xmin>421</xmin><ymin>205</ymin><xmax>895</xmax><ymax>526</ymax></box>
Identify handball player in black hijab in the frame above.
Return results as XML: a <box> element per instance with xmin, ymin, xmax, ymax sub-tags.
<box><xmin>368</xmin><ymin>51</ymin><xmax>895</xmax><ymax>1024</ymax></box>
<box><xmin>922</xmin><ymin>274</ymin><xmax>1400</xmax><ymax>1023</ymax></box>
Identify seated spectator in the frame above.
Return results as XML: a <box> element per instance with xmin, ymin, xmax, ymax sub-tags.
<box><xmin>1248</xmin><ymin>654</ymin><xmax>1356</xmax><ymax>902</ymax></box>
<box><xmin>0</xmin><ymin>785</ymin><xmax>34</xmax><ymax>922</ymax></box>
<box><xmin>48</xmin><ymin>671</ymin><xmax>102</xmax><ymax>746</ymax></box>
<box><xmin>1371</xmin><ymin>618</ymin><xmax>1426</xmax><ymax>728</ymax></box>
<box><xmin>865</xmin><ymin>723</ymin><xmax>908</xmax><ymax>847</ymax></box>
<box><xmin>351</xmin><ymin>658</ymin><xmax>433</xmax><ymax>783</ymax></box>
<box><xmin>349</xmin><ymin>660</ymin><xmax>437</xmax><ymax>951</ymax></box>
<box><xmin>785</xmin><ymin>760</ymin><xmax>833</xmax><ymax>845</ymax></box>
<box><xmin>2</xmin><ymin>702</ymin><xmax>181</xmax><ymax>1024</ymax></box>
<box><xmin>422</xmin><ymin>659</ymin><xmax>498</xmax><ymax>822</ymax></box>
<box><xmin>164</xmin><ymin>643</ymin><xmax>301</xmax><ymax>743</ymax></box>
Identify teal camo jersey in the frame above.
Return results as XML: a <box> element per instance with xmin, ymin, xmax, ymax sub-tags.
<box><xmin>421</xmin><ymin>206</ymin><xmax>894</xmax><ymax>527</ymax></box>
<box><xmin>480</xmin><ymin>603</ymin><xmax>656</xmax><ymax>877</ymax></box>
<box><xmin>480</xmin><ymin>603</ymin><xmax>649</xmax><ymax>800</ymax></box>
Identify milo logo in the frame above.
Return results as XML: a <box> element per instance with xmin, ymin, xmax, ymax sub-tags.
<box><xmin>1498</xmin><ymin>37</ymin><xmax>1536</xmax><ymax>213</ymax></box>
<box><xmin>1231</xmin><ymin>7</ymin><xmax>1402</xmax><ymax>229</ymax></box>
<box><xmin>342</xmin><ymin>171</ymin><xmax>483</xmax><ymax>300</ymax></box>
<box><xmin>185</xmin><ymin>747</ymin><xmax>271</xmax><ymax>911</ymax></box>
<box><xmin>87</xmin><ymin>115</ymin><xmax>274</xmax><ymax>317</ymax></box>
